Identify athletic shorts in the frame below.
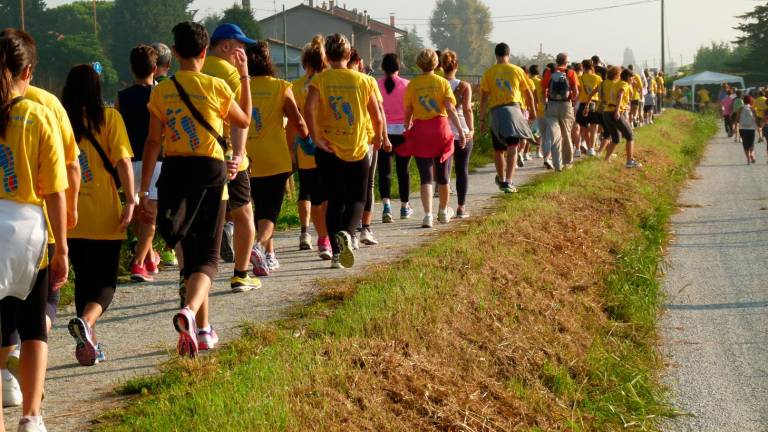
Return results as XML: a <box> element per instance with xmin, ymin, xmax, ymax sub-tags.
<box><xmin>298</xmin><ymin>168</ymin><xmax>327</xmax><ymax>206</ymax></box>
<box><xmin>250</xmin><ymin>172</ymin><xmax>291</xmax><ymax>224</ymax></box>
<box><xmin>227</xmin><ymin>170</ymin><xmax>252</xmax><ymax>211</ymax></box>
<box><xmin>631</xmin><ymin>100</ymin><xmax>641</xmax><ymax>107</ymax></box>
<box><xmin>492</xmin><ymin>133</ymin><xmax>521</xmax><ymax>151</ymax></box>
<box><xmin>132</xmin><ymin>161</ymin><xmax>162</xmax><ymax>200</ymax></box>
<box><xmin>643</xmin><ymin>105</ymin><xmax>655</xmax><ymax>113</ymax></box>
<box><xmin>576</xmin><ymin>103</ymin><xmax>602</xmax><ymax>127</ymax></box>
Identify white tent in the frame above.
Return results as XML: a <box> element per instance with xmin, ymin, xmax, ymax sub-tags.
<box><xmin>673</xmin><ymin>71</ymin><xmax>745</xmax><ymax>111</ymax></box>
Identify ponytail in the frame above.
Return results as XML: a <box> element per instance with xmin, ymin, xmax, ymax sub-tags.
<box><xmin>384</xmin><ymin>76</ymin><xmax>395</xmax><ymax>95</ymax></box>
<box><xmin>302</xmin><ymin>34</ymin><xmax>326</xmax><ymax>74</ymax></box>
<box><xmin>381</xmin><ymin>53</ymin><xmax>400</xmax><ymax>95</ymax></box>
<box><xmin>0</xmin><ymin>30</ymin><xmax>36</xmax><ymax>138</ymax></box>
<box><xmin>0</xmin><ymin>47</ymin><xmax>13</xmax><ymax>138</ymax></box>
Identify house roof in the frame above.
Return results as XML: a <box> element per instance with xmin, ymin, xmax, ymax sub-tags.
<box><xmin>259</xmin><ymin>4</ymin><xmax>384</xmax><ymax>36</ymax></box>
<box><xmin>330</xmin><ymin>7</ymin><xmax>407</xmax><ymax>36</ymax></box>
<box><xmin>265</xmin><ymin>38</ymin><xmax>303</xmax><ymax>51</ymax></box>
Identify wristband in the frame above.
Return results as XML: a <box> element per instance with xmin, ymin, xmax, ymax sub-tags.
<box><xmin>139</xmin><ymin>191</ymin><xmax>150</xmax><ymax>198</ymax></box>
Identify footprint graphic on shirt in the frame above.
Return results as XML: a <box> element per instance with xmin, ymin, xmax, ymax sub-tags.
<box><xmin>78</xmin><ymin>152</ymin><xmax>93</xmax><ymax>184</ymax></box>
<box><xmin>180</xmin><ymin>116</ymin><xmax>201</xmax><ymax>151</ymax></box>
<box><xmin>329</xmin><ymin>96</ymin><xmax>342</xmax><ymax>120</ymax></box>
<box><xmin>503</xmin><ymin>80</ymin><xmax>513</xmax><ymax>93</ymax></box>
<box><xmin>252</xmin><ymin>107</ymin><xmax>263</xmax><ymax>132</ymax></box>
<box><xmin>428</xmin><ymin>98</ymin><xmax>440</xmax><ymax>113</ymax></box>
<box><xmin>0</xmin><ymin>144</ymin><xmax>19</xmax><ymax>193</ymax></box>
<box><xmin>166</xmin><ymin>108</ymin><xmax>183</xmax><ymax>142</ymax></box>
<box><xmin>341</xmin><ymin>101</ymin><xmax>354</xmax><ymax>126</ymax></box>
<box><xmin>418</xmin><ymin>95</ymin><xmax>432</xmax><ymax>113</ymax></box>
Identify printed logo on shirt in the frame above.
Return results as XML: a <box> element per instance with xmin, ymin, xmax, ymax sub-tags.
<box><xmin>79</xmin><ymin>152</ymin><xmax>94</xmax><ymax>183</ymax></box>
<box><xmin>0</xmin><ymin>144</ymin><xmax>18</xmax><ymax>193</ymax></box>
<box><xmin>496</xmin><ymin>78</ymin><xmax>513</xmax><ymax>93</ymax></box>
<box><xmin>252</xmin><ymin>107</ymin><xmax>263</xmax><ymax>132</ymax></box>
<box><xmin>418</xmin><ymin>96</ymin><xmax>440</xmax><ymax>113</ymax></box>
<box><xmin>329</xmin><ymin>96</ymin><xmax>354</xmax><ymax>126</ymax></box>
<box><xmin>166</xmin><ymin>108</ymin><xmax>201</xmax><ymax>150</ymax></box>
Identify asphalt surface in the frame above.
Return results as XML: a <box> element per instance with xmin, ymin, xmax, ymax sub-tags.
<box><xmin>2</xmin><ymin>155</ymin><xmax>549</xmax><ymax>431</ymax></box>
<box><xmin>662</xmin><ymin>129</ymin><xmax>768</xmax><ymax>431</ymax></box>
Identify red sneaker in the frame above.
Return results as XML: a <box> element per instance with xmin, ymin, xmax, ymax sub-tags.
<box><xmin>130</xmin><ymin>263</ymin><xmax>154</xmax><ymax>282</ymax></box>
<box><xmin>144</xmin><ymin>251</ymin><xmax>161</xmax><ymax>275</ymax></box>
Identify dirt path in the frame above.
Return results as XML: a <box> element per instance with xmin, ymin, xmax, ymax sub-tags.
<box><xmin>3</xmin><ymin>157</ymin><xmax>550</xmax><ymax>431</ymax></box>
<box><xmin>661</xmin><ymin>129</ymin><xmax>768</xmax><ymax>430</ymax></box>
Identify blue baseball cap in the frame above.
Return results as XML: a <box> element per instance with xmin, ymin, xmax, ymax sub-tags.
<box><xmin>211</xmin><ymin>23</ymin><xmax>257</xmax><ymax>45</ymax></box>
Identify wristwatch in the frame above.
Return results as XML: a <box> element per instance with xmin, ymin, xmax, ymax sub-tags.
<box><xmin>138</xmin><ymin>191</ymin><xmax>150</xmax><ymax>198</ymax></box>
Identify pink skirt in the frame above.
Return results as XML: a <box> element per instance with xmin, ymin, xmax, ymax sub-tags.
<box><xmin>398</xmin><ymin>116</ymin><xmax>455</xmax><ymax>163</ymax></box>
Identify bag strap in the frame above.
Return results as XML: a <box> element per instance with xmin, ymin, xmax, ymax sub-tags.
<box><xmin>170</xmin><ymin>76</ymin><xmax>229</xmax><ymax>151</ymax></box>
<box><xmin>82</xmin><ymin>128</ymin><xmax>121</xmax><ymax>188</ymax></box>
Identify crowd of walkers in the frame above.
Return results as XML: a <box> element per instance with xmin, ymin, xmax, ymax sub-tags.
<box><xmin>717</xmin><ymin>83</ymin><xmax>768</xmax><ymax>164</ymax></box>
<box><xmin>0</xmin><ymin>20</ymin><xmax>662</xmax><ymax>431</ymax></box>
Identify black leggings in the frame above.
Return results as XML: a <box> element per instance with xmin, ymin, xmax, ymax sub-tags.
<box><xmin>602</xmin><ymin>112</ymin><xmax>634</xmax><ymax>144</ymax></box>
<box><xmin>298</xmin><ymin>168</ymin><xmax>328</xmax><ymax>206</ymax></box>
<box><xmin>250</xmin><ymin>172</ymin><xmax>290</xmax><ymax>224</ymax></box>
<box><xmin>316</xmin><ymin>149</ymin><xmax>370</xmax><ymax>254</ymax></box>
<box><xmin>377</xmin><ymin>135</ymin><xmax>411</xmax><ymax>203</ymax></box>
<box><xmin>364</xmin><ymin>150</ymin><xmax>378</xmax><ymax>213</ymax></box>
<box><xmin>416</xmin><ymin>156</ymin><xmax>452</xmax><ymax>185</ymax></box>
<box><xmin>0</xmin><ymin>265</ymin><xmax>49</xmax><ymax>346</ymax></box>
<box><xmin>69</xmin><ymin>239</ymin><xmax>122</xmax><ymax>317</ymax></box>
<box><xmin>453</xmin><ymin>139</ymin><xmax>474</xmax><ymax>206</ymax></box>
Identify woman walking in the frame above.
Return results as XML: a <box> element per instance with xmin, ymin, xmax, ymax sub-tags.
<box><xmin>441</xmin><ymin>50</ymin><xmax>474</xmax><ymax>218</ymax></box>
<box><xmin>63</xmin><ymin>64</ymin><xmax>135</xmax><ymax>367</ymax></box>
<box><xmin>0</xmin><ymin>30</ymin><xmax>69</xmax><ymax>432</ymax></box>
<box><xmin>738</xmin><ymin>95</ymin><xmax>757</xmax><ymax>164</ymax></box>
<box><xmin>402</xmin><ymin>48</ymin><xmax>466</xmax><ymax>228</ymax></box>
<box><xmin>246</xmin><ymin>42</ymin><xmax>310</xmax><ymax>277</ymax></box>
<box><xmin>602</xmin><ymin>67</ymin><xmax>640</xmax><ymax>168</ymax></box>
<box><xmin>377</xmin><ymin>53</ymin><xmax>413</xmax><ymax>221</ymax></box>
<box><xmin>304</xmin><ymin>33</ymin><xmax>384</xmax><ymax>269</ymax></box>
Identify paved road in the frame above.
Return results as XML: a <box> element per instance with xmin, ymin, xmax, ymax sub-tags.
<box><xmin>3</xmin><ymin>156</ymin><xmax>549</xmax><ymax>431</ymax></box>
<box><xmin>662</xmin><ymin>130</ymin><xmax>768</xmax><ymax>431</ymax></box>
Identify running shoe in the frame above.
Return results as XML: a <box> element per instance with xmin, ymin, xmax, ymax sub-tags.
<box><xmin>400</xmin><ymin>205</ymin><xmax>414</xmax><ymax>219</ymax></box>
<box><xmin>351</xmin><ymin>234</ymin><xmax>360</xmax><ymax>250</ymax></box>
<box><xmin>299</xmin><ymin>231</ymin><xmax>312</xmax><ymax>251</ymax></box>
<box><xmin>2</xmin><ymin>369</ymin><xmax>21</xmax><ymax>407</ymax></box>
<box><xmin>456</xmin><ymin>208</ymin><xmax>470</xmax><ymax>219</ymax></box>
<box><xmin>335</xmin><ymin>231</ymin><xmax>355</xmax><ymax>268</ymax></box>
<box><xmin>626</xmin><ymin>159</ymin><xmax>643</xmax><ymax>169</ymax></box>
<box><xmin>331</xmin><ymin>254</ymin><xmax>344</xmax><ymax>269</ymax></box>
<box><xmin>382</xmin><ymin>204</ymin><xmax>393</xmax><ymax>223</ymax></box>
<box><xmin>94</xmin><ymin>343</ymin><xmax>106</xmax><ymax>364</ymax></box>
<box><xmin>172</xmin><ymin>307</ymin><xmax>198</xmax><ymax>358</ymax></box>
<box><xmin>536</xmin><ymin>151</ymin><xmax>543</xmax><ymax>159</ymax></box>
<box><xmin>574</xmin><ymin>149</ymin><xmax>582</xmax><ymax>158</ymax></box>
<box><xmin>516</xmin><ymin>153</ymin><xmax>525</xmax><ymax>168</ymax></box>
<box><xmin>494</xmin><ymin>175</ymin><xmax>502</xmax><ymax>187</ymax></box>
<box><xmin>318</xmin><ymin>236</ymin><xmax>333</xmax><ymax>260</ymax></box>
<box><xmin>68</xmin><ymin>317</ymin><xmax>98</xmax><ymax>366</ymax></box>
<box><xmin>422</xmin><ymin>214</ymin><xmax>434</xmax><ymax>228</ymax></box>
<box><xmin>587</xmin><ymin>148</ymin><xmax>597</xmax><ymax>157</ymax></box>
<box><xmin>438</xmin><ymin>207</ymin><xmax>454</xmax><ymax>224</ymax></box>
<box><xmin>502</xmin><ymin>182</ymin><xmax>518</xmax><ymax>194</ymax></box>
<box><xmin>160</xmin><ymin>249</ymin><xmax>178</xmax><ymax>267</ymax></box>
<box><xmin>198</xmin><ymin>327</ymin><xmax>219</xmax><ymax>351</ymax></box>
<box><xmin>231</xmin><ymin>274</ymin><xmax>261</xmax><ymax>293</ymax></box>
<box><xmin>360</xmin><ymin>227</ymin><xmax>379</xmax><ymax>245</ymax></box>
<box><xmin>220</xmin><ymin>221</ymin><xmax>235</xmax><ymax>263</ymax></box>
<box><xmin>17</xmin><ymin>416</ymin><xmax>47</xmax><ymax>432</ymax></box>
<box><xmin>144</xmin><ymin>251</ymin><xmax>161</xmax><ymax>275</ymax></box>
<box><xmin>544</xmin><ymin>159</ymin><xmax>554</xmax><ymax>170</ymax></box>
<box><xmin>251</xmin><ymin>245</ymin><xmax>270</xmax><ymax>277</ymax></box>
<box><xmin>266</xmin><ymin>253</ymin><xmax>280</xmax><ymax>271</ymax></box>
<box><xmin>130</xmin><ymin>263</ymin><xmax>154</xmax><ymax>283</ymax></box>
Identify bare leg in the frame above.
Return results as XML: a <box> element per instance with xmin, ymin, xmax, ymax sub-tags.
<box><xmin>256</xmin><ymin>219</ymin><xmax>276</xmax><ymax>248</ymax></box>
<box><xmin>420</xmin><ymin>184</ymin><xmax>433</xmax><ymax>215</ymax></box>
<box><xmin>505</xmin><ymin>146</ymin><xmax>518</xmax><ymax>182</ymax></box>
<box><xmin>19</xmin><ymin>340</ymin><xmax>46</xmax><ymax>416</ymax></box>
<box><xmin>132</xmin><ymin>221</ymin><xmax>156</xmax><ymax>266</ymax></box>
<box><xmin>494</xmin><ymin>150</ymin><xmax>506</xmax><ymax>182</ymax></box>
<box><xmin>298</xmin><ymin>200</ymin><xmax>311</xmax><ymax>229</ymax></box>
<box><xmin>231</xmin><ymin>205</ymin><xmax>255</xmax><ymax>273</ymax></box>
<box><xmin>438</xmin><ymin>184</ymin><xmax>449</xmax><ymax>211</ymax></box>
<box><xmin>185</xmin><ymin>273</ymin><xmax>211</xmax><ymax>329</ymax></box>
<box><xmin>312</xmin><ymin>203</ymin><xmax>328</xmax><ymax>238</ymax></box>
<box><xmin>626</xmin><ymin>139</ymin><xmax>636</xmax><ymax>163</ymax></box>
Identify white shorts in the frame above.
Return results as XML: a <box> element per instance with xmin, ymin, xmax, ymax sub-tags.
<box><xmin>132</xmin><ymin>161</ymin><xmax>162</xmax><ymax>200</ymax></box>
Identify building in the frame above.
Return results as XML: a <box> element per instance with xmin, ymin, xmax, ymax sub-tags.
<box><xmin>267</xmin><ymin>38</ymin><xmax>304</xmax><ymax>80</ymax></box>
<box><xmin>259</xmin><ymin>1</ymin><xmax>406</xmax><ymax>68</ymax></box>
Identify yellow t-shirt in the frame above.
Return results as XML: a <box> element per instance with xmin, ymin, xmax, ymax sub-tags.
<box><xmin>201</xmin><ymin>55</ymin><xmax>248</xmax><ymax>172</ymax></box>
<box><xmin>0</xmin><ymin>98</ymin><xmax>67</xmax><ymax>207</ymax></box>
<box><xmin>68</xmin><ymin>108</ymin><xmax>133</xmax><ymax>240</ymax></box>
<box><xmin>531</xmin><ymin>76</ymin><xmax>544</xmax><ymax>117</ymax></box>
<box><xmin>365</xmin><ymin>74</ymin><xmax>383</xmax><ymax>142</ymax></box>
<box><xmin>520</xmin><ymin>76</ymin><xmax>536</xmax><ymax>111</ymax></box>
<box><xmin>480</xmin><ymin>63</ymin><xmax>531</xmax><ymax>108</ymax></box>
<box><xmin>755</xmin><ymin>96</ymin><xmax>767</xmax><ymax>117</ymax></box>
<box><xmin>603</xmin><ymin>80</ymin><xmax>631</xmax><ymax>113</ymax></box>
<box><xmin>697</xmin><ymin>88</ymin><xmax>710</xmax><ymax>103</ymax></box>
<box><xmin>292</xmin><ymin>74</ymin><xmax>316</xmax><ymax>170</ymax></box>
<box><xmin>309</xmin><ymin>68</ymin><xmax>374</xmax><ymax>162</ymax></box>
<box><xmin>578</xmin><ymin>72</ymin><xmax>603</xmax><ymax>103</ymax></box>
<box><xmin>631</xmin><ymin>74</ymin><xmax>643</xmax><ymax>101</ymax></box>
<box><xmin>405</xmin><ymin>73</ymin><xmax>456</xmax><ymax>121</ymax></box>
<box><xmin>247</xmin><ymin>76</ymin><xmax>293</xmax><ymax>178</ymax></box>
<box><xmin>655</xmin><ymin>76</ymin><xmax>665</xmax><ymax>95</ymax></box>
<box><xmin>148</xmin><ymin>70</ymin><xmax>234</xmax><ymax>162</ymax></box>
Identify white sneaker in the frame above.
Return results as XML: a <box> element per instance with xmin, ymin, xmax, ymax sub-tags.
<box><xmin>438</xmin><ymin>207</ymin><xmax>454</xmax><ymax>224</ymax></box>
<box><xmin>574</xmin><ymin>149</ymin><xmax>582</xmax><ymax>158</ymax></box>
<box><xmin>536</xmin><ymin>151</ymin><xmax>543</xmax><ymax>159</ymax></box>
<box><xmin>18</xmin><ymin>416</ymin><xmax>47</xmax><ymax>432</ymax></box>
<box><xmin>587</xmin><ymin>148</ymin><xmax>597</xmax><ymax>157</ymax></box>
<box><xmin>422</xmin><ymin>214</ymin><xmax>434</xmax><ymax>228</ymax></box>
<box><xmin>351</xmin><ymin>235</ymin><xmax>360</xmax><ymax>250</ymax></box>
<box><xmin>299</xmin><ymin>231</ymin><xmax>312</xmax><ymax>250</ymax></box>
<box><xmin>265</xmin><ymin>253</ymin><xmax>280</xmax><ymax>271</ymax></box>
<box><xmin>359</xmin><ymin>227</ymin><xmax>378</xmax><ymax>245</ymax></box>
<box><xmin>2</xmin><ymin>369</ymin><xmax>21</xmax><ymax>407</ymax></box>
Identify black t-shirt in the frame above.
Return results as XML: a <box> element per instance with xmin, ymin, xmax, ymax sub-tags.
<box><xmin>117</xmin><ymin>84</ymin><xmax>154</xmax><ymax>161</ymax></box>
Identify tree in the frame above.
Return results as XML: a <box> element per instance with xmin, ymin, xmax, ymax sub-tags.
<box><xmin>110</xmin><ymin>0</ymin><xmax>193</xmax><ymax>82</ymax></box>
<box><xmin>219</xmin><ymin>4</ymin><xmax>262</xmax><ymax>40</ymax></box>
<box><xmin>397</xmin><ymin>26</ymin><xmax>425</xmax><ymax>74</ymax></box>
<box><xmin>692</xmin><ymin>41</ymin><xmax>745</xmax><ymax>74</ymax></box>
<box><xmin>622</xmin><ymin>48</ymin><xmax>637</xmax><ymax>68</ymax></box>
<box><xmin>0</xmin><ymin>0</ymin><xmax>48</xmax><ymax>36</ymax></box>
<box><xmin>202</xmin><ymin>13</ymin><xmax>223</xmax><ymax>35</ymax></box>
<box><xmin>429</xmin><ymin>0</ymin><xmax>493</xmax><ymax>74</ymax></box>
<box><xmin>733</xmin><ymin>3</ymin><xmax>768</xmax><ymax>82</ymax></box>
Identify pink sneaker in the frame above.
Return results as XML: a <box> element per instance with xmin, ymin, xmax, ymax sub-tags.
<box><xmin>317</xmin><ymin>236</ymin><xmax>332</xmax><ymax>260</ymax></box>
<box><xmin>130</xmin><ymin>263</ymin><xmax>154</xmax><ymax>282</ymax></box>
<box><xmin>144</xmin><ymin>251</ymin><xmax>161</xmax><ymax>275</ymax></box>
<box><xmin>172</xmin><ymin>307</ymin><xmax>198</xmax><ymax>358</ymax></box>
<box><xmin>251</xmin><ymin>246</ymin><xmax>270</xmax><ymax>277</ymax></box>
<box><xmin>198</xmin><ymin>327</ymin><xmax>219</xmax><ymax>351</ymax></box>
<box><xmin>68</xmin><ymin>317</ymin><xmax>98</xmax><ymax>366</ymax></box>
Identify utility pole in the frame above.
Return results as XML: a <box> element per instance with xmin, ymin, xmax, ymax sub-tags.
<box><xmin>283</xmin><ymin>4</ymin><xmax>288</xmax><ymax>79</ymax></box>
<box><xmin>93</xmin><ymin>0</ymin><xmax>98</xmax><ymax>38</ymax></box>
<box><xmin>661</xmin><ymin>0</ymin><xmax>665</xmax><ymax>72</ymax></box>
<box><xmin>19</xmin><ymin>0</ymin><xmax>25</xmax><ymax>31</ymax></box>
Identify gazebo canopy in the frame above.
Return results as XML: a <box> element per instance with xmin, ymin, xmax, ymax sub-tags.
<box><xmin>673</xmin><ymin>71</ymin><xmax>745</xmax><ymax>88</ymax></box>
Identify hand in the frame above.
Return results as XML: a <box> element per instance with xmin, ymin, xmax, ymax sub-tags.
<box><xmin>227</xmin><ymin>154</ymin><xmax>243</xmax><ymax>180</ymax></box>
<box><xmin>67</xmin><ymin>208</ymin><xmax>78</xmax><ymax>229</ymax></box>
<box><xmin>465</xmin><ymin>129</ymin><xmax>474</xmax><ymax>142</ymax></box>
<box><xmin>582</xmin><ymin>108</ymin><xmax>589</xmax><ymax>117</ymax></box>
<box><xmin>232</xmin><ymin>48</ymin><xmax>248</xmax><ymax>78</ymax></box>
<box><xmin>314</xmin><ymin>138</ymin><xmax>333</xmax><ymax>154</ymax></box>
<box><xmin>382</xmin><ymin>135</ymin><xmax>393</xmax><ymax>152</ymax></box>
<box><xmin>614</xmin><ymin>112</ymin><xmax>620</xmax><ymax>121</ymax></box>
<box><xmin>457</xmin><ymin>133</ymin><xmax>467</xmax><ymax>149</ymax></box>
<box><xmin>49</xmin><ymin>251</ymin><xmax>69</xmax><ymax>291</ymax></box>
<box><xmin>140</xmin><ymin>196</ymin><xmax>157</xmax><ymax>224</ymax></box>
<box><xmin>119</xmin><ymin>201</ymin><xmax>136</xmax><ymax>231</ymax></box>
<box><xmin>371</xmin><ymin>135</ymin><xmax>383</xmax><ymax>151</ymax></box>
<box><xmin>479</xmin><ymin>118</ymin><xmax>487</xmax><ymax>133</ymax></box>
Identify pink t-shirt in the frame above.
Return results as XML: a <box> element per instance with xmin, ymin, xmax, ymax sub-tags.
<box><xmin>378</xmin><ymin>75</ymin><xmax>409</xmax><ymax>129</ymax></box>
<box><xmin>721</xmin><ymin>95</ymin><xmax>735</xmax><ymax>116</ymax></box>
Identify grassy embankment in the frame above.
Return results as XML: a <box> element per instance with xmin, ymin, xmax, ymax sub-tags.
<box><xmin>97</xmin><ymin>110</ymin><xmax>716</xmax><ymax>431</ymax></box>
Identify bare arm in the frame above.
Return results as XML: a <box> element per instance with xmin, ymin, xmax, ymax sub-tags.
<box><xmin>446</xmin><ymin>100</ymin><xmax>466</xmax><ymax>148</ymax></box>
<box><xmin>283</xmin><ymin>88</ymin><xmax>308</xmax><ymax>139</ymax></box>
<box><xmin>139</xmin><ymin>113</ymin><xmax>163</xmax><ymax>223</ymax></box>
<box><xmin>304</xmin><ymin>87</ymin><xmax>331</xmax><ymax>153</ymax></box>
<box><xmin>65</xmin><ymin>160</ymin><xmax>80</xmax><ymax>228</ymax></box>
<box><xmin>525</xmin><ymin>89</ymin><xmax>537</xmax><ymax>121</ymax></box>
<box><xmin>44</xmin><ymin>191</ymin><xmax>68</xmax><ymax>290</ymax></box>
<box><xmin>367</xmin><ymin>93</ymin><xmax>384</xmax><ymax>150</ymax></box>
<box><xmin>461</xmin><ymin>83</ymin><xmax>474</xmax><ymax>139</ymax></box>
<box><xmin>116</xmin><ymin>157</ymin><xmax>135</xmax><ymax>231</ymax></box>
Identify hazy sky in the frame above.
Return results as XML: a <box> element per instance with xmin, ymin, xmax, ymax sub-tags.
<box><xmin>46</xmin><ymin>0</ymin><xmax>757</xmax><ymax>67</ymax></box>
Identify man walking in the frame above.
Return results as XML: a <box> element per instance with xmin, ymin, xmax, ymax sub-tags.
<box><xmin>542</xmin><ymin>52</ymin><xmax>579</xmax><ymax>171</ymax></box>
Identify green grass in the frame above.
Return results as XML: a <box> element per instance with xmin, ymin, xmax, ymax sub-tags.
<box><xmin>96</xmin><ymin>111</ymin><xmax>716</xmax><ymax>431</ymax></box>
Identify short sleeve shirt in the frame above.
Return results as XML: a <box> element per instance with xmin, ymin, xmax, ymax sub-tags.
<box><xmin>247</xmin><ymin>76</ymin><xmax>293</xmax><ymax>178</ymax></box>
<box><xmin>578</xmin><ymin>72</ymin><xmax>603</xmax><ymax>103</ymax></box>
<box><xmin>292</xmin><ymin>74</ymin><xmax>316</xmax><ymax>170</ymax></box>
<box><xmin>480</xmin><ymin>63</ymin><xmax>531</xmax><ymax>108</ymax></box>
<box><xmin>404</xmin><ymin>73</ymin><xmax>456</xmax><ymax>121</ymax></box>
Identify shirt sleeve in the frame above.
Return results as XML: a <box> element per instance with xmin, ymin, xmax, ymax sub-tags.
<box><xmin>568</xmin><ymin>70</ymin><xmax>579</xmax><ymax>91</ymax></box>
<box><xmin>37</xmin><ymin>109</ymin><xmax>68</xmax><ymax>196</ymax></box>
<box><xmin>105</xmin><ymin>109</ymin><xmax>134</xmax><ymax>164</ymax></box>
<box><xmin>404</xmin><ymin>82</ymin><xmax>414</xmax><ymax>110</ymax></box>
<box><xmin>147</xmin><ymin>86</ymin><xmax>167</xmax><ymax>123</ymax></box>
<box><xmin>518</xmin><ymin>68</ymin><xmax>531</xmax><ymax>92</ymax></box>
<box><xmin>480</xmin><ymin>71</ymin><xmax>491</xmax><ymax>93</ymax></box>
<box><xmin>215</xmin><ymin>79</ymin><xmax>236</xmax><ymax>118</ymax></box>
<box><xmin>370</xmin><ymin>77</ymin><xmax>383</xmax><ymax>103</ymax></box>
<box><xmin>541</xmin><ymin>70</ymin><xmax>551</xmax><ymax>94</ymax></box>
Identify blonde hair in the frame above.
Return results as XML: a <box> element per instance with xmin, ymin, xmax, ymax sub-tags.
<box><xmin>302</xmin><ymin>34</ymin><xmax>326</xmax><ymax>72</ymax></box>
<box><xmin>325</xmin><ymin>33</ymin><xmax>351</xmax><ymax>62</ymax></box>
<box><xmin>440</xmin><ymin>50</ymin><xmax>458</xmax><ymax>74</ymax></box>
<box><xmin>416</xmin><ymin>48</ymin><xmax>438</xmax><ymax>73</ymax></box>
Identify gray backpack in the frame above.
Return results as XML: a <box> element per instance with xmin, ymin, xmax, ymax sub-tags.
<box><xmin>549</xmin><ymin>70</ymin><xmax>570</xmax><ymax>101</ymax></box>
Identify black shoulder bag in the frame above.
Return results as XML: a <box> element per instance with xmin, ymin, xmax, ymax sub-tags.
<box><xmin>82</xmin><ymin>128</ymin><xmax>121</xmax><ymax>189</ymax></box>
<box><xmin>170</xmin><ymin>76</ymin><xmax>230</xmax><ymax>152</ymax></box>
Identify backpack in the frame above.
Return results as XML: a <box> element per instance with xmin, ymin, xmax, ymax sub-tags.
<box><xmin>549</xmin><ymin>70</ymin><xmax>570</xmax><ymax>101</ymax></box>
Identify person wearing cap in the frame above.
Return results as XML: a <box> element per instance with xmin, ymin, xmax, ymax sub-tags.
<box><xmin>201</xmin><ymin>23</ymin><xmax>261</xmax><ymax>293</ymax></box>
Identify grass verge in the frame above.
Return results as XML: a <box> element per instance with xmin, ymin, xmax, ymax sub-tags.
<box><xmin>96</xmin><ymin>110</ymin><xmax>716</xmax><ymax>431</ymax></box>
